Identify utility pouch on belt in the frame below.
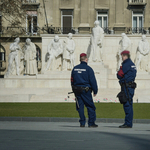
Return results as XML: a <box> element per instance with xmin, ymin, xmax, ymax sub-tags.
<box><xmin>117</xmin><ymin>81</ymin><xmax>130</xmax><ymax>104</ymax></box>
<box><xmin>117</xmin><ymin>91</ymin><xmax>128</xmax><ymax>104</ymax></box>
<box><xmin>126</xmin><ymin>82</ymin><xmax>137</xmax><ymax>89</ymax></box>
<box><xmin>72</xmin><ymin>85</ymin><xmax>83</xmax><ymax>94</ymax></box>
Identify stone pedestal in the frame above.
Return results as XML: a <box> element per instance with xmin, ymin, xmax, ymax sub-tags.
<box><xmin>2</xmin><ymin>35</ymin><xmax>150</xmax><ymax>103</ymax></box>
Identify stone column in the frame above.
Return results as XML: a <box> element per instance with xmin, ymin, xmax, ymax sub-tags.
<box><xmin>114</xmin><ymin>0</ymin><xmax>125</xmax><ymax>34</ymax></box>
<box><xmin>109</xmin><ymin>0</ymin><xmax>115</xmax><ymax>34</ymax></box>
<box><xmin>78</xmin><ymin>0</ymin><xmax>90</xmax><ymax>34</ymax></box>
<box><xmin>144</xmin><ymin>2</ymin><xmax>150</xmax><ymax>34</ymax></box>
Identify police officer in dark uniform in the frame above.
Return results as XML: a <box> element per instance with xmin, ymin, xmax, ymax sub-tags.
<box><xmin>71</xmin><ymin>53</ymin><xmax>98</xmax><ymax>128</ymax></box>
<box><xmin>117</xmin><ymin>50</ymin><xmax>137</xmax><ymax>128</ymax></box>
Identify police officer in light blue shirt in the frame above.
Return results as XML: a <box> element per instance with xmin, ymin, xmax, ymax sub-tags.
<box><xmin>117</xmin><ymin>50</ymin><xmax>137</xmax><ymax>128</ymax></box>
<box><xmin>71</xmin><ymin>53</ymin><xmax>98</xmax><ymax>128</ymax></box>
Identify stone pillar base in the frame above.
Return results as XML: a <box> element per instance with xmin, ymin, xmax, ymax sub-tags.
<box><xmin>114</xmin><ymin>27</ymin><xmax>126</xmax><ymax>34</ymax></box>
<box><xmin>78</xmin><ymin>23</ymin><xmax>90</xmax><ymax>34</ymax></box>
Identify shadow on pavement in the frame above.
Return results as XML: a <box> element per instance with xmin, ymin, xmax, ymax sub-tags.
<box><xmin>61</xmin><ymin>125</ymin><xmax>79</xmax><ymax>128</ymax></box>
<box><xmin>0</xmin><ymin>129</ymin><xmax>150</xmax><ymax>150</ymax></box>
<box><xmin>102</xmin><ymin>126</ymin><xmax>119</xmax><ymax>128</ymax></box>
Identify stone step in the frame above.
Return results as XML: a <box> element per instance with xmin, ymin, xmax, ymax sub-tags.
<box><xmin>109</xmin><ymin>72</ymin><xmax>150</xmax><ymax>79</ymax></box>
<box><xmin>0</xmin><ymin>88</ymin><xmax>146</xmax><ymax>103</ymax></box>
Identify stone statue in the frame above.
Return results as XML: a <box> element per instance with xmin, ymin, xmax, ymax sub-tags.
<box><xmin>5</xmin><ymin>37</ymin><xmax>21</xmax><ymax>77</ymax></box>
<box><xmin>11</xmin><ymin>49</ymin><xmax>24</xmax><ymax>76</ymax></box>
<box><xmin>23</xmin><ymin>38</ymin><xmax>37</xmax><ymax>75</ymax></box>
<box><xmin>117</xmin><ymin>33</ymin><xmax>131</xmax><ymax>70</ymax></box>
<box><xmin>135</xmin><ymin>35</ymin><xmax>150</xmax><ymax>71</ymax></box>
<box><xmin>46</xmin><ymin>35</ymin><xmax>63</xmax><ymax>71</ymax></box>
<box><xmin>87</xmin><ymin>20</ymin><xmax>104</xmax><ymax>62</ymax></box>
<box><xmin>63</xmin><ymin>33</ymin><xmax>76</xmax><ymax>70</ymax></box>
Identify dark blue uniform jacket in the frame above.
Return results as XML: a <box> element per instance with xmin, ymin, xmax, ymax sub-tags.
<box><xmin>117</xmin><ymin>58</ymin><xmax>137</xmax><ymax>99</ymax></box>
<box><xmin>71</xmin><ymin>61</ymin><xmax>98</xmax><ymax>95</ymax></box>
<box><xmin>117</xmin><ymin>58</ymin><xmax>137</xmax><ymax>83</ymax></box>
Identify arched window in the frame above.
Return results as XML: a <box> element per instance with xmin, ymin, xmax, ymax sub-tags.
<box><xmin>0</xmin><ymin>45</ymin><xmax>6</xmax><ymax>71</ymax></box>
<box><xmin>35</xmin><ymin>44</ymin><xmax>41</xmax><ymax>72</ymax></box>
<box><xmin>36</xmin><ymin>44</ymin><xmax>41</xmax><ymax>61</ymax></box>
<box><xmin>0</xmin><ymin>45</ymin><xmax>5</xmax><ymax>61</ymax></box>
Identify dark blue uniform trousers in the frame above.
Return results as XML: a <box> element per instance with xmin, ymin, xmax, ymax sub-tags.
<box><xmin>123</xmin><ymin>87</ymin><xmax>134</xmax><ymax>127</ymax></box>
<box><xmin>76</xmin><ymin>91</ymin><xmax>96</xmax><ymax>126</ymax></box>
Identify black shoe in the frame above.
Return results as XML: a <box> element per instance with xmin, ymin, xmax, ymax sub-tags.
<box><xmin>80</xmin><ymin>125</ymin><xmax>85</xmax><ymax>127</ymax></box>
<box><xmin>88</xmin><ymin>124</ymin><xmax>98</xmax><ymax>128</ymax></box>
<box><xmin>119</xmin><ymin>124</ymin><xmax>132</xmax><ymax>128</ymax></box>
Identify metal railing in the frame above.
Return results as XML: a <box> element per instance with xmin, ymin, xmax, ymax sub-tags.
<box><xmin>0</xmin><ymin>26</ymin><xmax>41</xmax><ymax>36</ymax></box>
<box><xmin>1</xmin><ymin>26</ymin><xmax>150</xmax><ymax>35</ymax></box>
<box><xmin>102</xmin><ymin>27</ymin><xmax>112</xmax><ymax>34</ymax></box>
<box><xmin>129</xmin><ymin>0</ymin><xmax>146</xmax><ymax>4</ymax></box>
<box><xmin>125</xmin><ymin>27</ymin><xmax>149</xmax><ymax>34</ymax></box>
<box><xmin>42</xmin><ymin>27</ymin><xmax>79</xmax><ymax>34</ymax></box>
<box><xmin>22</xmin><ymin>0</ymin><xmax>39</xmax><ymax>4</ymax></box>
<box><xmin>42</xmin><ymin>27</ymin><xmax>112</xmax><ymax>34</ymax></box>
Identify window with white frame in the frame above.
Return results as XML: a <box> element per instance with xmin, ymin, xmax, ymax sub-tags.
<box><xmin>61</xmin><ymin>10</ymin><xmax>73</xmax><ymax>34</ymax></box>
<box><xmin>26</xmin><ymin>11</ymin><xmax>37</xmax><ymax>35</ymax></box>
<box><xmin>132</xmin><ymin>11</ymin><xmax>143</xmax><ymax>33</ymax></box>
<box><xmin>97</xmin><ymin>11</ymin><xmax>108</xmax><ymax>29</ymax></box>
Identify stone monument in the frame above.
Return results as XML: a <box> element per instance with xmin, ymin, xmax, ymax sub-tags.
<box><xmin>87</xmin><ymin>20</ymin><xmax>104</xmax><ymax>62</ymax></box>
<box><xmin>117</xmin><ymin>33</ymin><xmax>131</xmax><ymax>70</ymax></box>
<box><xmin>135</xmin><ymin>35</ymin><xmax>150</xmax><ymax>72</ymax></box>
<box><xmin>63</xmin><ymin>33</ymin><xmax>76</xmax><ymax>70</ymax></box>
<box><xmin>23</xmin><ymin>38</ymin><xmax>37</xmax><ymax>75</ymax></box>
<box><xmin>45</xmin><ymin>35</ymin><xmax>63</xmax><ymax>71</ymax></box>
<box><xmin>5</xmin><ymin>37</ymin><xmax>22</xmax><ymax>77</ymax></box>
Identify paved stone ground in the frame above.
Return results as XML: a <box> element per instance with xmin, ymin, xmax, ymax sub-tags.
<box><xmin>0</xmin><ymin>122</ymin><xmax>150</xmax><ymax>150</ymax></box>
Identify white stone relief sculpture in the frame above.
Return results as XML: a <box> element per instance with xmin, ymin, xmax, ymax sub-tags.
<box><xmin>87</xmin><ymin>20</ymin><xmax>104</xmax><ymax>62</ymax></box>
<box><xmin>5</xmin><ymin>37</ymin><xmax>21</xmax><ymax>77</ymax></box>
<box><xmin>11</xmin><ymin>49</ymin><xmax>24</xmax><ymax>76</ymax></box>
<box><xmin>117</xmin><ymin>33</ymin><xmax>131</xmax><ymax>70</ymax></box>
<box><xmin>46</xmin><ymin>35</ymin><xmax>63</xmax><ymax>71</ymax></box>
<box><xmin>63</xmin><ymin>33</ymin><xmax>76</xmax><ymax>70</ymax></box>
<box><xmin>135</xmin><ymin>35</ymin><xmax>150</xmax><ymax>72</ymax></box>
<box><xmin>23</xmin><ymin>38</ymin><xmax>37</xmax><ymax>75</ymax></box>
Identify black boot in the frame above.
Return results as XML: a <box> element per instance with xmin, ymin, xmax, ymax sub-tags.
<box><xmin>80</xmin><ymin>125</ymin><xmax>85</xmax><ymax>127</ymax></box>
<box><xmin>119</xmin><ymin>124</ymin><xmax>132</xmax><ymax>128</ymax></box>
<box><xmin>88</xmin><ymin>124</ymin><xmax>98</xmax><ymax>128</ymax></box>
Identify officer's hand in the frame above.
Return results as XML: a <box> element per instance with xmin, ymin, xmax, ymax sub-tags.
<box><xmin>94</xmin><ymin>94</ymin><xmax>97</xmax><ymax>97</ymax></box>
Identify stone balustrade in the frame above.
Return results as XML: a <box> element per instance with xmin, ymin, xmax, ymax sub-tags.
<box><xmin>129</xmin><ymin>0</ymin><xmax>146</xmax><ymax>4</ymax></box>
<box><xmin>22</xmin><ymin>0</ymin><xmax>39</xmax><ymax>4</ymax></box>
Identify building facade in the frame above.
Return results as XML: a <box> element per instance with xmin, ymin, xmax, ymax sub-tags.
<box><xmin>0</xmin><ymin>0</ymin><xmax>150</xmax><ymax>76</ymax></box>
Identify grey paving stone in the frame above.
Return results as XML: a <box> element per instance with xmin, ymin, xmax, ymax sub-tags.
<box><xmin>96</xmin><ymin>118</ymin><xmax>107</xmax><ymax>123</ymax></box>
<box><xmin>0</xmin><ymin>117</ymin><xmax>22</xmax><ymax>121</ymax></box>
<box><xmin>135</xmin><ymin>119</ymin><xmax>150</xmax><ymax>124</ymax></box>
<box><xmin>0</xmin><ymin>122</ymin><xmax>150</xmax><ymax>150</ymax></box>
<box><xmin>0</xmin><ymin>117</ymin><xmax>150</xmax><ymax>124</ymax></box>
<box><xmin>50</xmin><ymin>117</ymin><xmax>79</xmax><ymax>122</ymax></box>
<box><xmin>22</xmin><ymin>117</ymin><xmax>49</xmax><ymax>122</ymax></box>
<box><xmin>106</xmin><ymin>118</ymin><xmax>124</xmax><ymax>123</ymax></box>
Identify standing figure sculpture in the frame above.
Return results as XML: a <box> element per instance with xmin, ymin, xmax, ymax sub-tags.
<box><xmin>87</xmin><ymin>20</ymin><xmax>104</xmax><ymax>62</ymax></box>
<box><xmin>117</xmin><ymin>33</ymin><xmax>131</xmax><ymax>70</ymax></box>
<box><xmin>46</xmin><ymin>35</ymin><xmax>63</xmax><ymax>71</ymax></box>
<box><xmin>5</xmin><ymin>37</ymin><xmax>21</xmax><ymax>77</ymax></box>
<box><xmin>63</xmin><ymin>33</ymin><xmax>76</xmax><ymax>70</ymax></box>
<box><xmin>135</xmin><ymin>35</ymin><xmax>150</xmax><ymax>71</ymax></box>
<box><xmin>23</xmin><ymin>38</ymin><xmax>37</xmax><ymax>75</ymax></box>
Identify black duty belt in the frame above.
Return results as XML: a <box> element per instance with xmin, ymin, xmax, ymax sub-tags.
<box><xmin>120</xmin><ymin>82</ymin><xmax>137</xmax><ymax>89</ymax></box>
<box><xmin>72</xmin><ymin>85</ymin><xmax>92</xmax><ymax>94</ymax></box>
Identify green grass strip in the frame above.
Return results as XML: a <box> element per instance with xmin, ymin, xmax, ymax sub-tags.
<box><xmin>0</xmin><ymin>103</ymin><xmax>149</xmax><ymax>119</ymax></box>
